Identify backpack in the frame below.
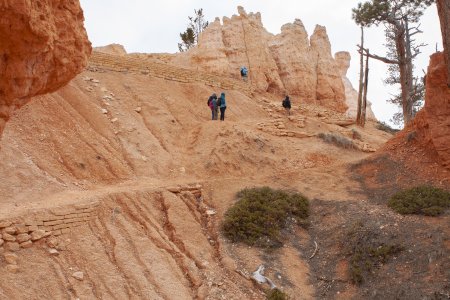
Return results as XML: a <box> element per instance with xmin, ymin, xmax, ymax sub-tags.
<box><xmin>282</xmin><ymin>99</ymin><xmax>287</xmax><ymax>108</ymax></box>
<box><xmin>217</xmin><ymin>97</ymin><xmax>222</xmax><ymax>107</ymax></box>
<box><xmin>207</xmin><ymin>97</ymin><xmax>212</xmax><ymax>106</ymax></box>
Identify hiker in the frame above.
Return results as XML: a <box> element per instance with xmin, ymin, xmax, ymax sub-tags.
<box><xmin>207</xmin><ymin>93</ymin><xmax>217</xmax><ymax>120</ymax></box>
<box><xmin>218</xmin><ymin>92</ymin><xmax>227</xmax><ymax>121</ymax></box>
<box><xmin>240</xmin><ymin>66</ymin><xmax>248</xmax><ymax>81</ymax></box>
<box><xmin>212</xmin><ymin>94</ymin><xmax>219</xmax><ymax>120</ymax></box>
<box><xmin>282</xmin><ymin>95</ymin><xmax>291</xmax><ymax>115</ymax></box>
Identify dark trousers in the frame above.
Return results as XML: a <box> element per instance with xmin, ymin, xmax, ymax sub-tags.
<box><xmin>220</xmin><ymin>107</ymin><xmax>226</xmax><ymax>121</ymax></box>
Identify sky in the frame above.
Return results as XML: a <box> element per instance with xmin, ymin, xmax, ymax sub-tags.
<box><xmin>79</xmin><ymin>1</ymin><xmax>442</xmax><ymax>127</ymax></box>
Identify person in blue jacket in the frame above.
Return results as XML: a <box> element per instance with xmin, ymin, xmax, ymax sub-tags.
<box><xmin>218</xmin><ymin>92</ymin><xmax>227</xmax><ymax>121</ymax></box>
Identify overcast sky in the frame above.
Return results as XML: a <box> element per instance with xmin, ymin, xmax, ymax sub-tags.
<box><xmin>79</xmin><ymin>1</ymin><xmax>442</xmax><ymax>126</ymax></box>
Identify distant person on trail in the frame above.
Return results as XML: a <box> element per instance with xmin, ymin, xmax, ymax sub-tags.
<box><xmin>208</xmin><ymin>93</ymin><xmax>217</xmax><ymax>120</ymax></box>
<box><xmin>218</xmin><ymin>92</ymin><xmax>227</xmax><ymax>121</ymax></box>
<box><xmin>240</xmin><ymin>66</ymin><xmax>248</xmax><ymax>82</ymax></box>
<box><xmin>212</xmin><ymin>94</ymin><xmax>219</xmax><ymax>120</ymax></box>
<box><xmin>282</xmin><ymin>95</ymin><xmax>291</xmax><ymax>115</ymax></box>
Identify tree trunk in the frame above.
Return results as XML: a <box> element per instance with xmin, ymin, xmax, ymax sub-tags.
<box><xmin>394</xmin><ymin>21</ymin><xmax>414</xmax><ymax>125</ymax></box>
<box><xmin>437</xmin><ymin>0</ymin><xmax>450</xmax><ymax>86</ymax></box>
<box><xmin>357</xmin><ymin>27</ymin><xmax>364</xmax><ymax>126</ymax></box>
<box><xmin>362</xmin><ymin>50</ymin><xmax>369</xmax><ymax>127</ymax></box>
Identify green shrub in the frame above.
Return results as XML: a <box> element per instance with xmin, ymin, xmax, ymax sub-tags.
<box><xmin>222</xmin><ymin>187</ymin><xmax>309</xmax><ymax>248</ymax></box>
<box><xmin>388</xmin><ymin>186</ymin><xmax>450</xmax><ymax>216</ymax></box>
<box><xmin>318</xmin><ymin>133</ymin><xmax>355</xmax><ymax>149</ymax></box>
<box><xmin>376</xmin><ymin>122</ymin><xmax>399</xmax><ymax>134</ymax></box>
<box><xmin>266</xmin><ymin>288</ymin><xmax>289</xmax><ymax>300</ymax></box>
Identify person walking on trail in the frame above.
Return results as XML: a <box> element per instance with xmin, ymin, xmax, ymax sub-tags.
<box><xmin>218</xmin><ymin>92</ymin><xmax>227</xmax><ymax>121</ymax></box>
<box><xmin>208</xmin><ymin>93</ymin><xmax>217</xmax><ymax>120</ymax></box>
<box><xmin>282</xmin><ymin>95</ymin><xmax>291</xmax><ymax>115</ymax></box>
<box><xmin>240</xmin><ymin>66</ymin><xmax>248</xmax><ymax>82</ymax></box>
<box><xmin>212</xmin><ymin>94</ymin><xmax>219</xmax><ymax>120</ymax></box>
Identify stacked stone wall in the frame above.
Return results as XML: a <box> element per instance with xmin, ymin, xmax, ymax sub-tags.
<box><xmin>0</xmin><ymin>202</ymin><xmax>98</xmax><ymax>253</ymax></box>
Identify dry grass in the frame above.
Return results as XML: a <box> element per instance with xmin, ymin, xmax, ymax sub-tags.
<box><xmin>318</xmin><ymin>133</ymin><xmax>355</xmax><ymax>149</ymax></box>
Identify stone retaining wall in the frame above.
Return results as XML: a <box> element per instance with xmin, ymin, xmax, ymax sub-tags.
<box><xmin>0</xmin><ymin>202</ymin><xmax>98</xmax><ymax>253</ymax></box>
<box><xmin>0</xmin><ymin>184</ymin><xmax>204</xmax><ymax>254</ymax></box>
<box><xmin>88</xmin><ymin>51</ymin><xmax>254</xmax><ymax>96</ymax></box>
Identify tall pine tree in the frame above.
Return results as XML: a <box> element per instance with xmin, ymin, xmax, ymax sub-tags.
<box><xmin>352</xmin><ymin>0</ymin><xmax>434</xmax><ymax>126</ymax></box>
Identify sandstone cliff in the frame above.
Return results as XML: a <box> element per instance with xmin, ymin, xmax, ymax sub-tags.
<box><xmin>411</xmin><ymin>52</ymin><xmax>450</xmax><ymax>169</ymax></box>
<box><xmin>0</xmin><ymin>0</ymin><xmax>92</xmax><ymax>136</ymax></box>
<box><xmin>335</xmin><ymin>51</ymin><xmax>376</xmax><ymax>120</ymax></box>
<box><xmin>174</xmin><ymin>7</ymin><xmax>347</xmax><ymax>112</ymax></box>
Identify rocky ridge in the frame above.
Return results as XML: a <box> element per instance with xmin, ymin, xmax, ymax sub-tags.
<box><xmin>173</xmin><ymin>7</ymin><xmax>347</xmax><ymax>113</ymax></box>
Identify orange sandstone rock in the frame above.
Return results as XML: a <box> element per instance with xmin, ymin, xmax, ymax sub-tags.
<box><xmin>335</xmin><ymin>51</ymin><xmax>376</xmax><ymax>120</ymax></box>
<box><xmin>176</xmin><ymin>6</ymin><xmax>348</xmax><ymax>112</ymax></box>
<box><xmin>0</xmin><ymin>0</ymin><xmax>92</xmax><ymax>136</ymax></box>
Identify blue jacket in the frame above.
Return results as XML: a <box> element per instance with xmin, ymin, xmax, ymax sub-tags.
<box><xmin>219</xmin><ymin>93</ymin><xmax>226</xmax><ymax>108</ymax></box>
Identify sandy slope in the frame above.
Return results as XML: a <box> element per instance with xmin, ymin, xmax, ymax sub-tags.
<box><xmin>0</xmin><ymin>53</ymin><xmax>412</xmax><ymax>299</ymax></box>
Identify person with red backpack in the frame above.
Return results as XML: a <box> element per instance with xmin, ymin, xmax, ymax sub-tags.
<box><xmin>207</xmin><ymin>93</ymin><xmax>217</xmax><ymax>120</ymax></box>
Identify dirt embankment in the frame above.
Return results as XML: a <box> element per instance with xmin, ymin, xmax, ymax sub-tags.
<box><xmin>0</xmin><ymin>49</ymin><xmax>448</xmax><ymax>299</ymax></box>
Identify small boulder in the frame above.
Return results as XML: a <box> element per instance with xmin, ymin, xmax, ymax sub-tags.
<box><xmin>4</xmin><ymin>253</ymin><xmax>18</xmax><ymax>265</ymax></box>
<box><xmin>15</xmin><ymin>224</ymin><xmax>28</xmax><ymax>234</ymax></box>
<box><xmin>6</xmin><ymin>264</ymin><xmax>19</xmax><ymax>273</ymax></box>
<box><xmin>0</xmin><ymin>221</ymin><xmax>12</xmax><ymax>228</ymax></box>
<box><xmin>48</xmin><ymin>248</ymin><xmax>59</xmax><ymax>256</ymax></box>
<box><xmin>3</xmin><ymin>227</ymin><xmax>16</xmax><ymax>235</ymax></box>
<box><xmin>72</xmin><ymin>271</ymin><xmax>84</xmax><ymax>281</ymax></box>
<box><xmin>2</xmin><ymin>233</ymin><xmax>15</xmax><ymax>242</ymax></box>
<box><xmin>31</xmin><ymin>230</ymin><xmax>46</xmax><ymax>241</ymax></box>
<box><xmin>5</xmin><ymin>242</ymin><xmax>20</xmax><ymax>252</ymax></box>
<box><xmin>16</xmin><ymin>233</ymin><xmax>30</xmax><ymax>243</ymax></box>
<box><xmin>20</xmin><ymin>241</ymin><xmax>33</xmax><ymax>249</ymax></box>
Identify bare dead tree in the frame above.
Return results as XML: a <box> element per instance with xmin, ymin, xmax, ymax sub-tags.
<box><xmin>362</xmin><ymin>49</ymin><xmax>370</xmax><ymax>127</ymax></box>
<box><xmin>357</xmin><ymin>27</ymin><xmax>365</xmax><ymax>126</ymax></box>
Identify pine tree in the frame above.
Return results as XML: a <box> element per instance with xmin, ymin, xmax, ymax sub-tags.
<box><xmin>178</xmin><ymin>9</ymin><xmax>209</xmax><ymax>52</ymax></box>
<box><xmin>352</xmin><ymin>0</ymin><xmax>434</xmax><ymax>126</ymax></box>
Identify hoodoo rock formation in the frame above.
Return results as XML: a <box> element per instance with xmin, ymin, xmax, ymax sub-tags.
<box><xmin>335</xmin><ymin>51</ymin><xmax>376</xmax><ymax>119</ymax></box>
<box><xmin>0</xmin><ymin>0</ymin><xmax>92</xmax><ymax>136</ymax></box>
<box><xmin>176</xmin><ymin>7</ymin><xmax>347</xmax><ymax>112</ymax></box>
<box><xmin>411</xmin><ymin>52</ymin><xmax>450</xmax><ymax>169</ymax></box>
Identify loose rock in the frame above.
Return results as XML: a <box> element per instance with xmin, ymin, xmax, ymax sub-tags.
<box><xmin>6</xmin><ymin>264</ymin><xmax>19</xmax><ymax>273</ymax></box>
<box><xmin>72</xmin><ymin>271</ymin><xmax>84</xmax><ymax>281</ymax></box>
<box><xmin>49</xmin><ymin>248</ymin><xmax>59</xmax><ymax>256</ymax></box>
<box><xmin>4</xmin><ymin>253</ymin><xmax>18</xmax><ymax>265</ymax></box>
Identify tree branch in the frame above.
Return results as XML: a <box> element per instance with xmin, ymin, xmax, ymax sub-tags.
<box><xmin>357</xmin><ymin>45</ymin><xmax>399</xmax><ymax>64</ymax></box>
